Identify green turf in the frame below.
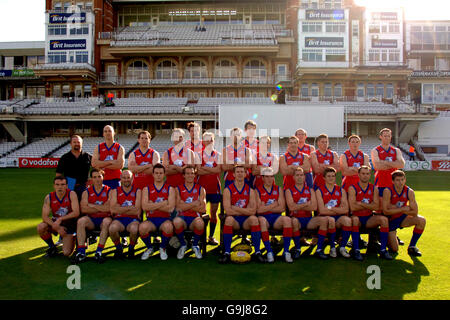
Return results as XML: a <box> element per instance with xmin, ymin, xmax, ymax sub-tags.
<box><xmin>0</xmin><ymin>168</ymin><xmax>449</xmax><ymax>300</ymax></box>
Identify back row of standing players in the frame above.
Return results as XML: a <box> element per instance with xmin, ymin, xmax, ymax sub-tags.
<box><xmin>39</xmin><ymin>121</ymin><xmax>426</xmax><ymax>263</ymax></box>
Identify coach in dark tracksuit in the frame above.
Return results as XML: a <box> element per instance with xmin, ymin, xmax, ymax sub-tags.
<box><xmin>56</xmin><ymin>135</ymin><xmax>92</xmax><ymax>201</ymax></box>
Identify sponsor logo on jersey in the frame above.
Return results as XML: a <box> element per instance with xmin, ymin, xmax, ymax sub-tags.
<box><xmin>121</xmin><ymin>200</ymin><xmax>133</xmax><ymax>207</ymax></box>
<box><xmin>326</xmin><ymin>199</ymin><xmax>338</xmax><ymax>208</ymax></box>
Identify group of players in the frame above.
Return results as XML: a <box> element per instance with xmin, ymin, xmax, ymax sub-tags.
<box><xmin>37</xmin><ymin>120</ymin><xmax>426</xmax><ymax>264</ymax></box>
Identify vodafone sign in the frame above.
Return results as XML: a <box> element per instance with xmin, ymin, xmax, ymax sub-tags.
<box><xmin>431</xmin><ymin>160</ymin><xmax>450</xmax><ymax>171</ymax></box>
<box><xmin>19</xmin><ymin>158</ymin><xmax>60</xmax><ymax>168</ymax></box>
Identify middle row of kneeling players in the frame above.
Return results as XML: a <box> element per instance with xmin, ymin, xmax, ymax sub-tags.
<box><xmin>72</xmin><ymin>162</ymin><xmax>398</xmax><ymax>264</ymax></box>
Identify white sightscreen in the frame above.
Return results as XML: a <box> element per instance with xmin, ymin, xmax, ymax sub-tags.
<box><xmin>219</xmin><ymin>104</ymin><xmax>344</xmax><ymax>137</ymax></box>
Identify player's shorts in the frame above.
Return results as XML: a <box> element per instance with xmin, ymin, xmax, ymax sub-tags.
<box><xmin>206</xmin><ymin>193</ymin><xmax>222</xmax><ymax>204</ymax></box>
<box><xmin>115</xmin><ymin>217</ymin><xmax>140</xmax><ymax>228</ymax></box>
<box><xmin>331</xmin><ymin>215</ymin><xmax>345</xmax><ymax>222</ymax></box>
<box><xmin>305</xmin><ymin>172</ymin><xmax>314</xmax><ymax>189</ymax></box>
<box><xmin>178</xmin><ymin>215</ymin><xmax>197</xmax><ymax>228</ymax></box>
<box><xmin>51</xmin><ymin>217</ymin><xmax>77</xmax><ymax>235</ymax></box>
<box><xmin>90</xmin><ymin>217</ymin><xmax>108</xmax><ymax>229</ymax></box>
<box><xmin>297</xmin><ymin>217</ymin><xmax>313</xmax><ymax>230</ymax></box>
<box><xmin>353</xmin><ymin>215</ymin><xmax>373</xmax><ymax>228</ymax></box>
<box><xmin>259</xmin><ymin>213</ymin><xmax>281</xmax><ymax>228</ymax></box>
<box><xmin>234</xmin><ymin>216</ymin><xmax>250</xmax><ymax>228</ymax></box>
<box><xmin>104</xmin><ymin>179</ymin><xmax>120</xmax><ymax>189</ymax></box>
<box><xmin>147</xmin><ymin>217</ymin><xmax>171</xmax><ymax>229</ymax></box>
<box><xmin>389</xmin><ymin>214</ymin><xmax>408</xmax><ymax>231</ymax></box>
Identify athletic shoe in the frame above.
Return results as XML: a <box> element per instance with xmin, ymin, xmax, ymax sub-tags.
<box><xmin>315</xmin><ymin>249</ymin><xmax>328</xmax><ymax>260</ymax></box>
<box><xmin>160</xmin><ymin>248</ymin><xmax>168</xmax><ymax>261</ymax></box>
<box><xmin>141</xmin><ymin>247</ymin><xmax>154</xmax><ymax>261</ymax></box>
<box><xmin>339</xmin><ymin>247</ymin><xmax>351</xmax><ymax>258</ymax></box>
<box><xmin>122</xmin><ymin>237</ymin><xmax>128</xmax><ymax>247</ymax></box>
<box><xmin>266</xmin><ymin>252</ymin><xmax>275</xmax><ymax>263</ymax></box>
<box><xmin>207</xmin><ymin>237</ymin><xmax>219</xmax><ymax>245</ymax></box>
<box><xmin>300</xmin><ymin>238</ymin><xmax>311</xmax><ymax>246</ymax></box>
<box><xmin>218</xmin><ymin>253</ymin><xmax>230</xmax><ymax>264</ymax></box>
<box><xmin>408</xmin><ymin>246</ymin><xmax>422</xmax><ymax>257</ymax></box>
<box><xmin>94</xmin><ymin>251</ymin><xmax>106</xmax><ymax>264</ymax></box>
<box><xmin>397</xmin><ymin>236</ymin><xmax>404</xmax><ymax>246</ymax></box>
<box><xmin>353</xmin><ymin>249</ymin><xmax>363</xmax><ymax>261</ymax></box>
<box><xmin>114</xmin><ymin>248</ymin><xmax>124</xmax><ymax>259</ymax></box>
<box><xmin>45</xmin><ymin>246</ymin><xmax>58</xmax><ymax>258</ymax></box>
<box><xmin>192</xmin><ymin>246</ymin><xmax>202</xmax><ymax>259</ymax></box>
<box><xmin>284</xmin><ymin>252</ymin><xmax>293</xmax><ymax>263</ymax></box>
<box><xmin>177</xmin><ymin>245</ymin><xmax>187</xmax><ymax>260</ymax></box>
<box><xmin>71</xmin><ymin>252</ymin><xmax>86</xmax><ymax>264</ymax></box>
<box><xmin>254</xmin><ymin>252</ymin><xmax>265</xmax><ymax>263</ymax></box>
<box><xmin>293</xmin><ymin>249</ymin><xmax>302</xmax><ymax>260</ymax></box>
<box><xmin>380</xmin><ymin>249</ymin><xmax>393</xmax><ymax>260</ymax></box>
<box><xmin>329</xmin><ymin>247</ymin><xmax>337</xmax><ymax>258</ymax></box>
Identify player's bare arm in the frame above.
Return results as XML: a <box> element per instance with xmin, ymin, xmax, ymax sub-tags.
<box><xmin>223</xmin><ymin>188</ymin><xmax>238</xmax><ymax>216</ymax></box>
<box><xmin>106</xmin><ymin>146</ymin><xmax>125</xmax><ymax>170</ymax></box>
<box><xmin>371</xmin><ymin>148</ymin><xmax>391</xmax><ymax>171</ymax></box>
<box><xmin>315</xmin><ymin>189</ymin><xmax>335</xmax><ymax>216</ymax></box>
<box><xmin>175</xmin><ymin>187</ymin><xmax>202</xmax><ymax>212</ymax></box>
<box><xmin>191</xmin><ymin>187</ymin><xmax>207</xmax><ymax>213</ymax></box>
<box><xmin>405</xmin><ymin>189</ymin><xmax>419</xmax><ymax>216</ymax></box>
<box><xmin>91</xmin><ymin>147</ymin><xmax>113</xmax><ymax>169</ymax></box>
<box><xmin>41</xmin><ymin>195</ymin><xmax>54</xmax><ymax>227</ymax></box>
<box><xmin>340</xmin><ymin>154</ymin><xmax>357</xmax><ymax>176</ymax></box>
<box><xmin>382</xmin><ymin>188</ymin><xmax>405</xmax><ymax>215</ymax></box>
<box><xmin>285</xmin><ymin>189</ymin><xmax>311</xmax><ymax>211</ymax></box>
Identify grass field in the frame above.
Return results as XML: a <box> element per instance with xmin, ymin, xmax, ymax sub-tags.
<box><xmin>0</xmin><ymin>168</ymin><xmax>449</xmax><ymax>300</ymax></box>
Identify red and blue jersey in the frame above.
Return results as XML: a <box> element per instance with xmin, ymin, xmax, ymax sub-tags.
<box><xmin>185</xmin><ymin>140</ymin><xmax>204</xmax><ymax>163</ymax></box>
<box><xmin>146</xmin><ymin>182</ymin><xmax>171</xmax><ymax>218</ymax></box>
<box><xmin>342</xmin><ymin>150</ymin><xmax>365</xmax><ymax>192</ymax></box>
<box><xmin>254</xmin><ymin>151</ymin><xmax>275</xmax><ymax>189</ymax></box>
<box><xmin>227</xmin><ymin>182</ymin><xmax>251</xmax><ymax>214</ymax></box>
<box><xmin>99</xmin><ymin>142</ymin><xmax>122</xmax><ymax>181</ymax></box>
<box><xmin>177</xmin><ymin>183</ymin><xmax>203</xmax><ymax>217</ymax></box>
<box><xmin>351</xmin><ymin>182</ymin><xmax>374</xmax><ymax>217</ymax></box>
<box><xmin>374</xmin><ymin>145</ymin><xmax>398</xmax><ymax>188</ymax></box>
<box><xmin>245</xmin><ymin>138</ymin><xmax>259</xmax><ymax>156</ymax></box>
<box><xmin>256</xmin><ymin>184</ymin><xmax>280</xmax><ymax>216</ymax></box>
<box><xmin>287</xmin><ymin>184</ymin><xmax>312</xmax><ymax>218</ymax></box>
<box><xmin>298</xmin><ymin>143</ymin><xmax>313</xmax><ymax>155</ymax></box>
<box><xmin>49</xmin><ymin>190</ymin><xmax>72</xmax><ymax>218</ymax></box>
<box><xmin>86</xmin><ymin>185</ymin><xmax>110</xmax><ymax>218</ymax></box>
<box><xmin>318</xmin><ymin>184</ymin><xmax>342</xmax><ymax>214</ymax></box>
<box><xmin>133</xmin><ymin>147</ymin><xmax>155</xmax><ymax>189</ymax></box>
<box><xmin>224</xmin><ymin>144</ymin><xmax>249</xmax><ymax>182</ymax></box>
<box><xmin>313</xmin><ymin>149</ymin><xmax>335</xmax><ymax>188</ymax></box>
<box><xmin>283</xmin><ymin>151</ymin><xmax>305</xmax><ymax>189</ymax></box>
<box><xmin>197</xmin><ymin>149</ymin><xmax>221</xmax><ymax>194</ymax></box>
<box><xmin>166</xmin><ymin>146</ymin><xmax>191</xmax><ymax>187</ymax></box>
<box><xmin>387</xmin><ymin>185</ymin><xmax>410</xmax><ymax>220</ymax></box>
<box><xmin>116</xmin><ymin>185</ymin><xmax>138</xmax><ymax>218</ymax></box>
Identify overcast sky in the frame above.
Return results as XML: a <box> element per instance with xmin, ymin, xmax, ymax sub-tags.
<box><xmin>0</xmin><ymin>0</ymin><xmax>448</xmax><ymax>42</ymax></box>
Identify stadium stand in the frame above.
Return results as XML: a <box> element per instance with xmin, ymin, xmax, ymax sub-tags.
<box><xmin>20</xmin><ymin>98</ymin><xmax>101</xmax><ymax>115</ymax></box>
<box><xmin>0</xmin><ymin>141</ymin><xmax>24</xmax><ymax>158</ymax></box>
<box><xmin>7</xmin><ymin>137</ymin><xmax>69</xmax><ymax>158</ymax></box>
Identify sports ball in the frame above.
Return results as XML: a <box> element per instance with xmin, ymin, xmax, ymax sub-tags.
<box><xmin>230</xmin><ymin>251</ymin><xmax>251</xmax><ymax>264</ymax></box>
<box><xmin>169</xmin><ymin>236</ymin><xmax>180</xmax><ymax>249</ymax></box>
<box><xmin>232</xmin><ymin>243</ymin><xmax>252</xmax><ymax>253</ymax></box>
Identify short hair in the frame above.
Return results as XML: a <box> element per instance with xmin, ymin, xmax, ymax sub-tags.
<box><xmin>203</xmin><ymin>132</ymin><xmax>215</xmax><ymax>141</ymax></box>
<box><xmin>138</xmin><ymin>131</ymin><xmax>151</xmax><ymax>140</ymax></box>
<box><xmin>294</xmin><ymin>167</ymin><xmax>304</xmax><ymax>174</ymax></box>
<box><xmin>152</xmin><ymin>163</ymin><xmax>165</xmax><ymax>173</ymax></box>
<box><xmin>316</xmin><ymin>133</ymin><xmax>328</xmax><ymax>144</ymax></box>
<box><xmin>358</xmin><ymin>165</ymin><xmax>371</xmax><ymax>174</ymax></box>
<box><xmin>295</xmin><ymin>128</ymin><xmax>307</xmax><ymax>136</ymax></box>
<box><xmin>233</xmin><ymin>164</ymin><xmax>245</xmax><ymax>172</ymax></box>
<box><xmin>230</xmin><ymin>127</ymin><xmax>242</xmax><ymax>137</ymax></box>
<box><xmin>379</xmin><ymin>128</ymin><xmax>392</xmax><ymax>136</ymax></box>
<box><xmin>121</xmin><ymin>169</ymin><xmax>133</xmax><ymax>178</ymax></box>
<box><xmin>182</xmin><ymin>165</ymin><xmax>197</xmax><ymax>175</ymax></box>
<box><xmin>172</xmin><ymin>128</ymin><xmax>185</xmax><ymax>137</ymax></box>
<box><xmin>70</xmin><ymin>135</ymin><xmax>82</xmax><ymax>142</ymax></box>
<box><xmin>348</xmin><ymin>135</ymin><xmax>361</xmax><ymax>143</ymax></box>
<box><xmin>54</xmin><ymin>176</ymin><xmax>67</xmax><ymax>184</ymax></box>
<box><xmin>90</xmin><ymin>168</ymin><xmax>105</xmax><ymax>178</ymax></box>
<box><xmin>391</xmin><ymin>170</ymin><xmax>406</xmax><ymax>181</ymax></box>
<box><xmin>259</xmin><ymin>135</ymin><xmax>271</xmax><ymax>143</ymax></box>
<box><xmin>187</xmin><ymin>122</ymin><xmax>200</xmax><ymax>131</ymax></box>
<box><xmin>244</xmin><ymin>120</ymin><xmax>257</xmax><ymax>130</ymax></box>
<box><xmin>288</xmin><ymin>136</ymin><xmax>299</xmax><ymax>143</ymax></box>
<box><xmin>323</xmin><ymin>167</ymin><xmax>336</xmax><ymax>177</ymax></box>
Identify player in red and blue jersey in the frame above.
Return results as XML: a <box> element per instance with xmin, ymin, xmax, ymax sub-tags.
<box><xmin>295</xmin><ymin>128</ymin><xmax>315</xmax><ymax>188</ymax></box>
<box><xmin>244</xmin><ymin>120</ymin><xmax>259</xmax><ymax>187</ymax></box>
<box><xmin>72</xmin><ymin>169</ymin><xmax>112</xmax><ymax>264</ymax></box>
<box><xmin>311</xmin><ymin>133</ymin><xmax>340</xmax><ymax>191</ymax></box>
<box><xmin>256</xmin><ymin>167</ymin><xmax>293</xmax><ymax>263</ymax></box>
<box><xmin>163</xmin><ymin>128</ymin><xmax>198</xmax><ymax>188</ymax></box>
<box><xmin>280</xmin><ymin>136</ymin><xmax>311</xmax><ymax>191</ymax></box>
<box><xmin>91</xmin><ymin>125</ymin><xmax>125</xmax><ymax>189</ymax></box>
<box><xmin>108</xmin><ymin>170</ymin><xmax>142</xmax><ymax>259</ymax></box>
<box><xmin>219</xmin><ymin>165</ymin><xmax>264</xmax><ymax>264</ymax></box>
<box><xmin>197</xmin><ymin>131</ymin><xmax>222</xmax><ymax>245</ymax></box>
<box><xmin>37</xmin><ymin>176</ymin><xmax>80</xmax><ymax>258</ymax></box>
<box><xmin>316</xmin><ymin>167</ymin><xmax>352</xmax><ymax>259</ymax></box>
<box><xmin>252</xmin><ymin>136</ymin><xmax>279</xmax><ymax>190</ymax></box>
<box><xmin>382</xmin><ymin>170</ymin><xmax>426</xmax><ymax>257</ymax></box>
<box><xmin>340</xmin><ymin>135</ymin><xmax>370</xmax><ymax>192</ymax></box>
<box><xmin>173</xmin><ymin>166</ymin><xmax>207</xmax><ymax>259</ymax></box>
<box><xmin>128</xmin><ymin>131</ymin><xmax>160</xmax><ymax>191</ymax></box>
<box><xmin>285</xmin><ymin>167</ymin><xmax>330</xmax><ymax>260</ymax></box>
<box><xmin>348</xmin><ymin>166</ymin><xmax>392</xmax><ymax>261</ymax></box>
<box><xmin>185</xmin><ymin>122</ymin><xmax>205</xmax><ymax>163</ymax></box>
<box><xmin>140</xmin><ymin>164</ymin><xmax>175</xmax><ymax>261</ymax></box>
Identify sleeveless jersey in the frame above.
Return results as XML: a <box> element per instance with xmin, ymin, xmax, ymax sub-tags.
<box><xmin>224</xmin><ymin>144</ymin><xmax>249</xmax><ymax>182</ymax></box>
<box><xmin>288</xmin><ymin>184</ymin><xmax>313</xmax><ymax>218</ymax></box>
<box><xmin>86</xmin><ymin>185</ymin><xmax>111</xmax><ymax>218</ymax></box>
<box><xmin>227</xmin><ymin>182</ymin><xmax>251</xmax><ymax>214</ymax></box>
<box><xmin>256</xmin><ymin>184</ymin><xmax>280</xmax><ymax>216</ymax></box>
<box><xmin>254</xmin><ymin>151</ymin><xmax>275</xmax><ymax>189</ymax></box>
<box><xmin>318</xmin><ymin>184</ymin><xmax>342</xmax><ymax>213</ymax></box>
<box><xmin>178</xmin><ymin>183</ymin><xmax>202</xmax><ymax>217</ymax></box>
<box><xmin>185</xmin><ymin>140</ymin><xmax>204</xmax><ymax>164</ymax></box>
<box><xmin>98</xmin><ymin>142</ymin><xmax>122</xmax><ymax>181</ymax></box>
<box><xmin>283</xmin><ymin>151</ymin><xmax>305</xmax><ymax>189</ymax></box>
<box><xmin>49</xmin><ymin>190</ymin><xmax>72</xmax><ymax>218</ymax></box>
<box><xmin>374</xmin><ymin>145</ymin><xmax>398</xmax><ymax>188</ymax></box>
<box><xmin>342</xmin><ymin>150</ymin><xmax>365</xmax><ymax>191</ymax></box>
<box><xmin>133</xmin><ymin>148</ymin><xmax>155</xmax><ymax>190</ymax></box>
<box><xmin>197</xmin><ymin>149</ymin><xmax>221</xmax><ymax>194</ymax></box>
<box><xmin>298</xmin><ymin>143</ymin><xmax>313</xmax><ymax>155</ymax></box>
<box><xmin>166</xmin><ymin>146</ymin><xmax>192</xmax><ymax>187</ymax></box>
<box><xmin>313</xmin><ymin>149</ymin><xmax>335</xmax><ymax>188</ymax></box>
<box><xmin>146</xmin><ymin>182</ymin><xmax>171</xmax><ymax>218</ymax></box>
<box><xmin>388</xmin><ymin>185</ymin><xmax>410</xmax><ymax>220</ymax></box>
<box><xmin>116</xmin><ymin>185</ymin><xmax>138</xmax><ymax>218</ymax></box>
<box><xmin>351</xmin><ymin>182</ymin><xmax>374</xmax><ymax>217</ymax></box>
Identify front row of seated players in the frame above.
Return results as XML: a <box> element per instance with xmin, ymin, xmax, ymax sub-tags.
<box><xmin>38</xmin><ymin>164</ymin><xmax>426</xmax><ymax>263</ymax></box>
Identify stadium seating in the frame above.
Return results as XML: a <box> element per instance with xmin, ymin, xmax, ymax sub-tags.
<box><xmin>0</xmin><ymin>141</ymin><xmax>24</xmax><ymax>157</ymax></box>
<box><xmin>7</xmin><ymin>137</ymin><xmax>69</xmax><ymax>158</ymax></box>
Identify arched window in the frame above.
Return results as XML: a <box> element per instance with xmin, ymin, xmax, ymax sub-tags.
<box><xmin>155</xmin><ymin>60</ymin><xmax>178</xmax><ymax>79</ymax></box>
<box><xmin>214</xmin><ymin>60</ymin><xmax>237</xmax><ymax>78</ymax></box>
<box><xmin>184</xmin><ymin>60</ymin><xmax>207</xmax><ymax>79</ymax></box>
<box><xmin>126</xmin><ymin>60</ymin><xmax>149</xmax><ymax>83</ymax></box>
<box><xmin>243</xmin><ymin>60</ymin><xmax>266</xmax><ymax>81</ymax></box>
